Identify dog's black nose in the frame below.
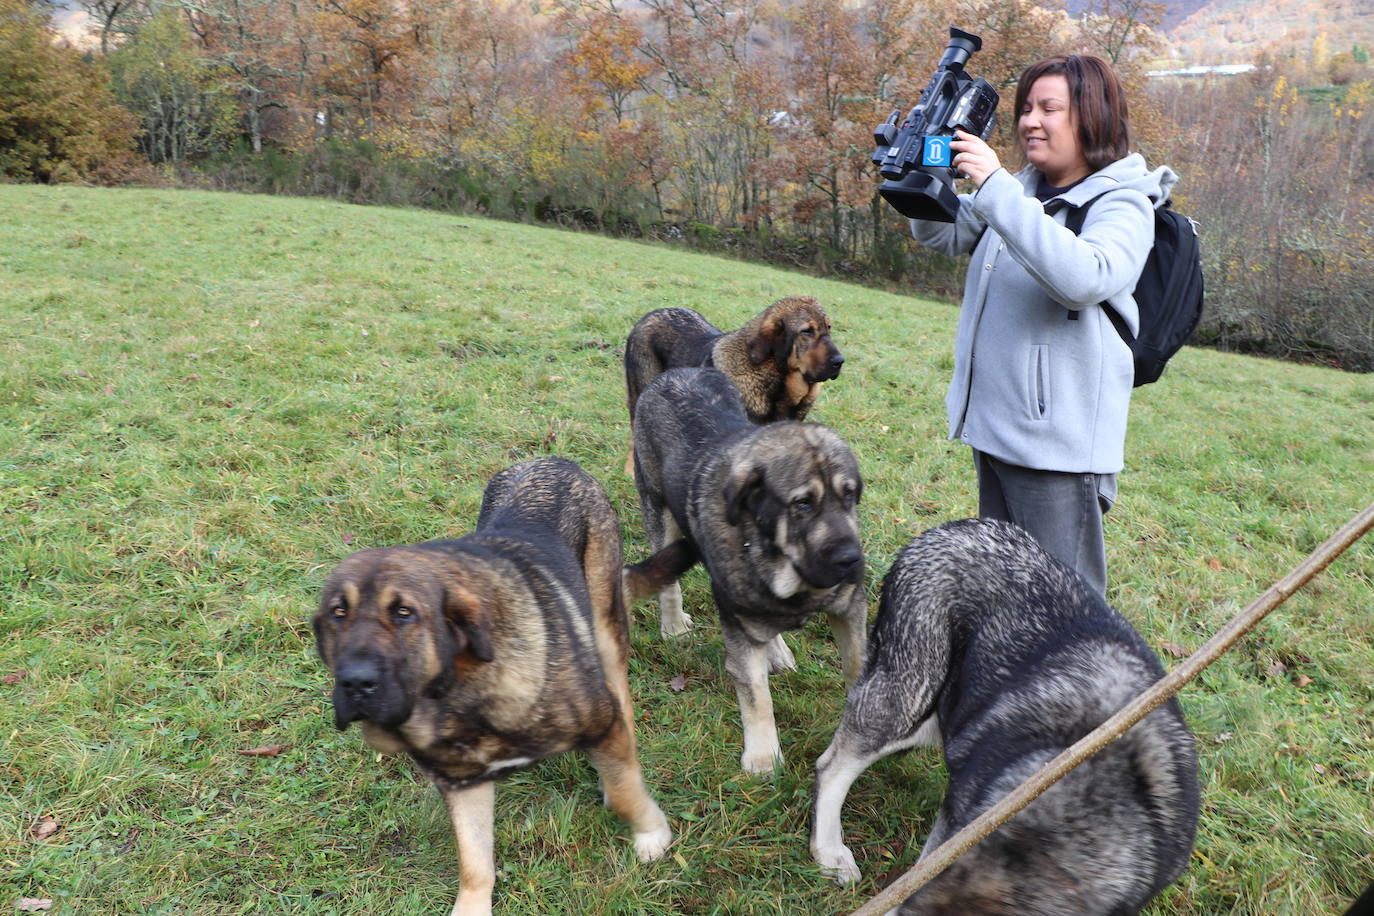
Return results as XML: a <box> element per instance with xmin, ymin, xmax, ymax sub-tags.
<box><xmin>337</xmin><ymin>659</ymin><xmax>382</xmax><ymax>698</ymax></box>
<box><xmin>828</xmin><ymin>353</ymin><xmax>845</xmax><ymax>376</ymax></box>
<box><xmin>829</xmin><ymin>545</ymin><xmax>862</xmax><ymax>580</ymax></box>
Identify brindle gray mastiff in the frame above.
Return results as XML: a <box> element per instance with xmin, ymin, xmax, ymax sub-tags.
<box><xmin>627</xmin><ymin>367</ymin><xmax>867</xmax><ymax>775</ymax></box>
<box><xmin>623</xmin><ymin>296</ymin><xmax>844</xmax><ymax>474</ymax></box>
<box><xmin>314</xmin><ymin>457</ymin><xmax>671</xmax><ymax>916</ymax></box>
<box><xmin>811</xmin><ymin>518</ymin><xmax>1200</xmax><ymax>915</ymax></box>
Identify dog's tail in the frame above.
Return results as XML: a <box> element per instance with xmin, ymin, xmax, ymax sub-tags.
<box><xmin>622</xmin><ymin>540</ymin><xmax>698</xmax><ymax>604</ymax></box>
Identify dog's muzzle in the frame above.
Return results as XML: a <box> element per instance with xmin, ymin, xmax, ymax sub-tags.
<box><xmin>332</xmin><ymin>657</ymin><xmax>409</xmax><ymax>730</ymax></box>
<box><xmin>798</xmin><ymin>540</ymin><xmax>862</xmax><ymax>589</ymax></box>
<box><xmin>808</xmin><ymin>352</ymin><xmax>845</xmax><ymax>383</ymax></box>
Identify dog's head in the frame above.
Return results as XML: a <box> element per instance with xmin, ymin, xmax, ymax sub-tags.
<box><xmin>313</xmin><ymin>545</ymin><xmax>494</xmax><ymax>732</ymax></box>
<box><xmin>746</xmin><ymin>296</ymin><xmax>844</xmax><ymax>384</ymax></box>
<box><xmin>721</xmin><ymin>423</ymin><xmax>863</xmax><ymax>598</ymax></box>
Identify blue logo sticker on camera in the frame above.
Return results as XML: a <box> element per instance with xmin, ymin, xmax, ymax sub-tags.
<box><xmin>920</xmin><ymin>136</ymin><xmax>952</xmax><ymax>167</ymax></box>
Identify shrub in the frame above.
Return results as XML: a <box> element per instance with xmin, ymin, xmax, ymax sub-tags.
<box><xmin>0</xmin><ymin>0</ymin><xmax>137</xmax><ymax>182</ymax></box>
<box><xmin>104</xmin><ymin>11</ymin><xmax>239</xmax><ymax>164</ymax></box>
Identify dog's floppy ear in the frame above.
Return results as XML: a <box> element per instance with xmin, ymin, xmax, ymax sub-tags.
<box><xmin>312</xmin><ymin>598</ymin><xmax>331</xmax><ymax>664</ymax></box>
<box><xmin>722</xmin><ymin>464</ymin><xmax>764</xmax><ymax>526</ymax></box>
<box><xmin>442</xmin><ymin>580</ymin><xmax>495</xmax><ymax>663</ymax></box>
<box><xmin>747</xmin><ymin>313</ymin><xmax>788</xmax><ymax>366</ymax></box>
<box><xmin>772</xmin><ymin>318</ymin><xmax>796</xmax><ymax>369</ymax></box>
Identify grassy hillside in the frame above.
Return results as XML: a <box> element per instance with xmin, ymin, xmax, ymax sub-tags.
<box><xmin>1</xmin><ymin>184</ymin><xmax>1371</xmax><ymax>915</ymax></box>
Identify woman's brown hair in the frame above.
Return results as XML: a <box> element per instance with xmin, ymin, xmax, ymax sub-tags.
<box><xmin>1013</xmin><ymin>54</ymin><xmax>1132</xmax><ymax>173</ymax></box>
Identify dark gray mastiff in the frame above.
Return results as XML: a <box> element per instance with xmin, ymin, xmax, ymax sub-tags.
<box><xmin>811</xmin><ymin>518</ymin><xmax>1200</xmax><ymax>915</ymax></box>
<box><xmin>627</xmin><ymin>367</ymin><xmax>867</xmax><ymax>775</ymax></box>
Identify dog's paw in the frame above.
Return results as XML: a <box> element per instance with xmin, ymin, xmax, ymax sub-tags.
<box><xmin>812</xmin><ymin>844</ymin><xmax>862</xmax><ymax>885</ymax></box>
<box><xmin>766</xmin><ymin>635</ymin><xmax>797</xmax><ymax>673</ymax></box>
<box><xmin>632</xmin><ymin>816</ymin><xmax>673</xmax><ymax>862</ymax></box>
<box><xmin>449</xmin><ymin>889</ymin><xmax>494</xmax><ymax>916</ymax></box>
<box><xmin>740</xmin><ymin>746</ymin><xmax>783</xmax><ymax>776</ymax></box>
<box><xmin>660</xmin><ymin>612</ymin><xmax>693</xmax><ymax>637</ymax></box>
<box><xmin>658</xmin><ymin>586</ymin><xmax>691</xmax><ymax>637</ymax></box>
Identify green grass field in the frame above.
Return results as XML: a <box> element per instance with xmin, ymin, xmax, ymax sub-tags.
<box><xmin>1</xmin><ymin>184</ymin><xmax>1371</xmax><ymax>915</ymax></box>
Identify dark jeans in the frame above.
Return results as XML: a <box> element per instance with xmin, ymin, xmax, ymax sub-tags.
<box><xmin>973</xmin><ymin>451</ymin><xmax>1117</xmax><ymax>595</ymax></box>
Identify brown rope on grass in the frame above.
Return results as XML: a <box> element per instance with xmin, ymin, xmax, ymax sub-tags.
<box><xmin>849</xmin><ymin>500</ymin><xmax>1374</xmax><ymax>916</ymax></box>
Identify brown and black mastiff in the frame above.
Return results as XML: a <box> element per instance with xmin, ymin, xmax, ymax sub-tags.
<box><xmin>314</xmin><ymin>457</ymin><xmax>671</xmax><ymax>916</ymax></box>
<box><xmin>626</xmin><ymin>367</ymin><xmax>867</xmax><ymax>775</ymax></box>
<box><xmin>622</xmin><ymin>296</ymin><xmax>844</xmax><ymax>474</ymax></box>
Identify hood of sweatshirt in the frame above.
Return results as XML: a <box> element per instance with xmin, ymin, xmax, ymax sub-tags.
<box><xmin>1013</xmin><ymin>153</ymin><xmax>1178</xmax><ymax>208</ymax></box>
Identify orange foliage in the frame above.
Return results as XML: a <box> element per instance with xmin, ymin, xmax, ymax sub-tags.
<box><xmin>561</xmin><ymin>10</ymin><xmax>654</xmax><ymax>123</ymax></box>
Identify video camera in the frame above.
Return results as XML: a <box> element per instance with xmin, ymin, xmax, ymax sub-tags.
<box><xmin>873</xmin><ymin>27</ymin><xmax>999</xmax><ymax>222</ymax></box>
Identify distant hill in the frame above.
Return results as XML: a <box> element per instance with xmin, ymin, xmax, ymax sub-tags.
<box><xmin>1157</xmin><ymin>0</ymin><xmax>1214</xmax><ymax>31</ymax></box>
<box><xmin>1062</xmin><ymin>0</ymin><xmax>1374</xmax><ymax>65</ymax></box>
<box><xmin>1062</xmin><ymin>0</ymin><xmax>1212</xmax><ymax>31</ymax></box>
<box><xmin>1164</xmin><ymin>0</ymin><xmax>1374</xmax><ymax>64</ymax></box>
<box><xmin>47</xmin><ymin>0</ymin><xmax>1373</xmax><ymax>73</ymax></box>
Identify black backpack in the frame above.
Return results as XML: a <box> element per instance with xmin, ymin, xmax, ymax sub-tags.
<box><xmin>1065</xmin><ymin>198</ymin><xmax>1204</xmax><ymax>386</ymax></box>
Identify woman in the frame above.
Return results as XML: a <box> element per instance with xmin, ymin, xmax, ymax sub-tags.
<box><xmin>912</xmin><ymin>54</ymin><xmax>1176</xmax><ymax>594</ymax></box>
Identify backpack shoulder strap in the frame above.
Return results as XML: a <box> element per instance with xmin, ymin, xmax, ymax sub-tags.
<box><xmin>1057</xmin><ymin>193</ymin><xmax>1150</xmax><ymax>346</ymax></box>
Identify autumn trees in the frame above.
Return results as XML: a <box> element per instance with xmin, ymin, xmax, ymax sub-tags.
<box><xmin>105</xmin><ymin>11</ymin><xmax>238</xmax><ymax>164</ymax></box>
<box><xmin>0</xmin><ymin>0</ymin><xmax>137</xmax><ymax>181</ymax></box>
<box><xmin>43</xmin><ymin>0</ymin><xmax>1150</xmax><ymax>231</ymax></box>
<box><xmin>7</xmin><ymin>0</ymin><xmax>1371</xmax><ymax>366</ymax></box>
<box><xmin>1154</xmin><ymin>66</ymin><xmax>1374</xmax><ymax>369</ymax></box>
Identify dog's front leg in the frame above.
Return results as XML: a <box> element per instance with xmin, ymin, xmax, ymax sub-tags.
<box><xmin>723</xmin><ymin>623</ymin><xmax>781</xmax><ymax>774</ymax></box>
<box><xmin>810</xmin><ymin>732</ymin><xmax>876</xmax><ymax>885</ymax></box>
<box><xmin>811</xmin><ymin>634</ymin><xmax>940</xmax><ymax>887</ymax></box>
<box><xmin>653</xmin><ymin>511</ymin><xmax>692</xmax><ymax>637</ymax></box>
<box><xmin>442</xmin><ymin>780</ymin><xmax>496</xmax><ymax>916</ymax></box>
<box><xmin>827</xmin><ymin>586</ymin><xmax>869</xmax><ymax>689</ymax></box>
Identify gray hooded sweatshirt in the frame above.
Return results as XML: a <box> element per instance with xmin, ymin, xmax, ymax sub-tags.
<box><xmin>912</xmin><ymin>153</ymin><xmax>1178</xmax><ymax>474</ymax></box>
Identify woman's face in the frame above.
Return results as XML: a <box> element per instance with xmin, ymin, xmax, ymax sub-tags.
<box><xmin>1019</xmin><ymin>74</ymin><xmax>1090</xmax><ymax>187</ymax></box>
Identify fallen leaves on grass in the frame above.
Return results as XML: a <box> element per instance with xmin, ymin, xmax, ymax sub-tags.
<box><xmin>1160</xmin><ymin>642</ymin><xmax>1189</xmax><ymax>659</ymax></box>
<box><xmin>118</xmin><ymin>828</ymin><xmax>142</xmax><ymax>854</ymax></box>
<box><xmin>669</xmin><ymin>674</ymin><xmax>687</xmax><ymax>692</ymax></box>
<box><xmin>2</xmin><ymin>671</ymin><xmax>26</xmax><ymax>685</ymax></box>
<box><xmin>29</xmin><ymin>817</ymin><xmax>59</xmax><ymax>842</ymax></box>
<box><xmin>15</xmin><ymin>899</ymin><xmax>53</xmax><ymax>912</ymax></box>
<box><xmin>237</xmin><ymin>744</ymin><xmax>288</xmax><ymax>757</ymax></box>
<box><xmin>1293</xmin><ymin>674</ymin><xmax>1313</xmax><ymax>688</ymax></box>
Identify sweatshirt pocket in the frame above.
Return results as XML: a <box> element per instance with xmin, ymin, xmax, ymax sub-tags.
<box><xmin>1026</xmin><ymin>345</ymin><xmax>1050</xmax><ymax>420</ymax></box>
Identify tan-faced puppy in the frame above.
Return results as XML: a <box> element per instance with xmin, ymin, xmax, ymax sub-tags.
<box><xmin>623</xmin><ymin>296</ymin><xmax>844</xmax><ymax>474</ymax></box>
<box><xmin>314</xmin><ymin>457</ymin><xmax>670</xmax><ymax>916</ymax></box>
<box><xmin>626</xmin><ymin>367</ymin><xmax>867</xmax><ymax>775</ymax></box>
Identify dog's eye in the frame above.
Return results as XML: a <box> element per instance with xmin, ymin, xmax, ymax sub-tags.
<box><xmin>331</xmin><ymin>605</ymin><xmax>347</xmax><ymax>619</ymax></box>
<box><xmin>393</xmin><ymin>605</ymin><xmax>414</xmax><ymax>619</ymax></box>
<box><xmin>792</xmin><ymin>497</ymin><xmax>813</xmax><ymax>515</ymax></box>
<box><xmin>800</xmin><ymin>326</ymin><xmax>816</xmax><ymax>338</ymax></box>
